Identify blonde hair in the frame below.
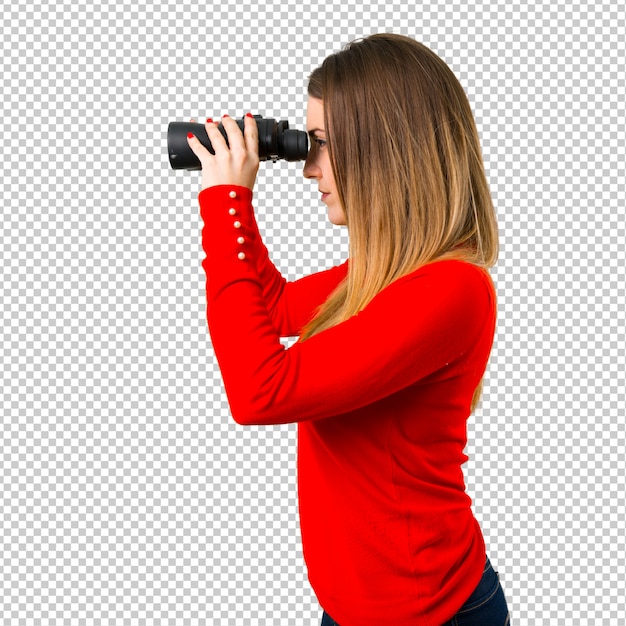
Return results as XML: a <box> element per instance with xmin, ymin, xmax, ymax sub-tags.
<box><xmin>302</xmin><ymin>34</ymin><xmax>499</xmax><ymax>408</ymax></box>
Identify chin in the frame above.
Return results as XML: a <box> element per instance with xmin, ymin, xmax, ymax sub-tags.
<box><xmin>328</xmin><ymin>206</ymin><xmax>347</xmax><ymax>226</ymax></box>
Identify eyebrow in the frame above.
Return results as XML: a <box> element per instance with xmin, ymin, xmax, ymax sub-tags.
<box><xmin>307</xmin><ymin>128</ymin><xmax>326</xmax><ymax>137</ymax></box>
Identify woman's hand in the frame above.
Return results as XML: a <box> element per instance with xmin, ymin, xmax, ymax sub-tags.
<box><xmin>187</xmin><ymin>114</ymin><xmax>259</xmax><ymax>192</ymax></box>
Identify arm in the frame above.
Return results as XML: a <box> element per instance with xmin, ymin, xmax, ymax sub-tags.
<box><xmin>187</xmin><ymin>115</ymin><xmax>346</xmax><ymax>337</ymax></box>
<box><xmin>201</xmin><ymin>186</ymin><xmax>496</xmax><ymax>426</ymax></box>
<box><xmin>248</xmin><ymin>207</ymin><xmax>348</xmax><ymax>337</ymax></box>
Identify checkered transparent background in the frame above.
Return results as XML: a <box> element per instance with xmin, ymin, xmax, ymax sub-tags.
<box><xmin>1</xmin><ymin>0</ymin><xmax>625</xmax><ymax>624</ymax></box>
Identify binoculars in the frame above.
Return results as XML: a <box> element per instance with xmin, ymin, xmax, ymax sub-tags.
<box><xmin>168</xmin><ymin>115</ymin><xmax>309</xmax><ymax>170</ymax></box>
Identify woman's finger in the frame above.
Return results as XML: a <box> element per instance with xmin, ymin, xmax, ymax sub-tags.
<box><xmin>243</xmin><ymin>113</ymin><xmax>259</xmax><ymax>158</ymax></box>
<box><xmin>219</xmin><ymin>114</ymin><xmax>246</xmax><ymax>153</ymax></box>
<box><xmin>205</xmin><ymin>117</ymin><xmax>228</xmax><ymax>153</ymax></box>
<box><xmin>186</xmin><ymin>130</ymin><xmax>211</xmax><ymax>163</ymax></box>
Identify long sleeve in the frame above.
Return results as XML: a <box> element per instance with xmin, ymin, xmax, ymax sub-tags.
<box><xmin>224</xmin><ymin>187</ymin><xmax>348</xmax><ymax>337</ymax></box>
<box><xmin>200</xmin><ymin>185</ymin><xmax>496</xmax><ymax>427</ymax></box>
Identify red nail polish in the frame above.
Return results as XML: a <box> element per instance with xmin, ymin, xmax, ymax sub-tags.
<box><xmin>246</xmin><ymin>112</ymin><xmax>254</xmax><ymax>118</ymax></box>
<box><xmin>222</xmin><ymin>113</ymin><xmax>229</xmax><ymax>118</ymax></box>
<box><xmin>206</xmin><ymin>117</ymin><xmax>213</xmax><ymax>123</ymax></box>
<box><xmin>187</xmin><ymin>132</ymin><xmax>194</xmax><ymax>139</ymax></box>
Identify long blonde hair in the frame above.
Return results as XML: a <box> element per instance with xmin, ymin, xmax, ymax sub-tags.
<box><xmin>301</xmin><ymin>34</ymin><xmax>499</xmax><ymax>407</ymax></box>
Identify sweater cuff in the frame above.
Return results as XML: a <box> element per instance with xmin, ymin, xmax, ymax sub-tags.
<box><xmin>199</xmin><ymin>185</ymin><xmax>259</xmax><ymax>297</ymax></box>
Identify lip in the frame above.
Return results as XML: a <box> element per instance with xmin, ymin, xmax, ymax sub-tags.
<box><xmin>320</xmin><ymin>192</ymin><xmax>330</xmax><ymax>202</ymax></box>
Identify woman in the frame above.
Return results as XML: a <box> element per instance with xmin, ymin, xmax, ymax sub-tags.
<box><xmin>187</xmin><ymin>33</ymin><xmax>509</xmax><ymax>626</ymax></box>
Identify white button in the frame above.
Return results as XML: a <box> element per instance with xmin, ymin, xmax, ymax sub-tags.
<box><xmin>237</xmin><ymin>237</ymin><xmax>245</xmax><ymax>245</ymax></box>
<box><xmin>229</xmin><ymin>208</ymin><xmax>237</xmax><ymax>216</ymax></box>
<box><xmin>233</xmin><ymin>221</ymin><xmax>241</xmax><ymax>229</ymax></box>
<box><xmin>229</xmin><ymin>190</ymin><xmax>237</xmax><ymax>199</ymax></box>
<box><xmin>237</xmin><ymin>252</ymin><xmax>246</xmax><ymax>260</ymax></box>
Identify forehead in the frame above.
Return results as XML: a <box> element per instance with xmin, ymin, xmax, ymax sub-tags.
<box><xmin>306</xmin><ymin>97</ymin><xmax>324</xmax><ymax>131</ymax></box>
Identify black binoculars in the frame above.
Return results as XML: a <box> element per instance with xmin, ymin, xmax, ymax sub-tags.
<box><xmin>168</xmin><ymin>115</ymin><xmax>309</xmax><ymax>170</ymax></box>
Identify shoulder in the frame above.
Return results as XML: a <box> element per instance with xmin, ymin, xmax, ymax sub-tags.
<box><xmin>394</xmin><ymin>260</ymin><xmax>494</xmax><ymax>299</ymax></box>
<box><xmin>370</xmin><ymin>260</ymin><xmax>496</xmax><ymax>331</ymax></box>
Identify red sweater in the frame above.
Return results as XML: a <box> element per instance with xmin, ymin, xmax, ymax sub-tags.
<box><xmin>200</xmin><ymin>186</ymin><xmax>497</xmax><ymax>626</ymax></box>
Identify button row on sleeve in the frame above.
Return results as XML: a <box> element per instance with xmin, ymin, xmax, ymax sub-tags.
<box><xmin>228</xmin><ymin>190</ymin><xmax>246</xmax><ymax>260</ymax></box>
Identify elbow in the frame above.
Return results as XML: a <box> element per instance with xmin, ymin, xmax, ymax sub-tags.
<box><xmin>228</xmin><ymin>396</ymin><xmax>283</xmax><ymax>426</ymax></box>
<box><xmin>223</xmin><ymin>361</ymin><xmax>298</xmax><ymax>426</ymax></box>
<box><xmin>231</xmin><ymin>409</ymin><xmax>261</xmax><ymax>426</ymax></box>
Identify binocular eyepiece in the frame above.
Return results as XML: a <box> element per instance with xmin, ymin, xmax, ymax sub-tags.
<box><xmin>168</xmin><ymin>115</ymin><xmax>309</xmax><ymax>170</ymax></box>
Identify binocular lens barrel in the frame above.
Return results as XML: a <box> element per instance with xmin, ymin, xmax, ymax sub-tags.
<box><xmin>168</xmin><ymin>116</ymin><xmax>309</xmax><ymax>170</ymax></box>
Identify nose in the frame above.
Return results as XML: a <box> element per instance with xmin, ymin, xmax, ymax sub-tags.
<box><xmin>303</xmin><ymin>150</ymin><xmax>321</xmax><ymax>180</ymax></box>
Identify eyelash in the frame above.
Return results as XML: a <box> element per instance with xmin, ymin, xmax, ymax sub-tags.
<box><xmin>312</xmin><ymin>137</ymin><xmax>327</xmax><ymax>148</ymax></box>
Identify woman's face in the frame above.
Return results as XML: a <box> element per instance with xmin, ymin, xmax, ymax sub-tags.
<box><xmin>303</xmin><ymin>97</ymin><xmax>346</xmax><ymax>226</ymax></box>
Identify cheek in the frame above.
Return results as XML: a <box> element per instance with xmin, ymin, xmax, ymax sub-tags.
<box><xmin>322</xmin><ymin>159</ymin><xmax>336</xmax><ymax>188</ymax></box>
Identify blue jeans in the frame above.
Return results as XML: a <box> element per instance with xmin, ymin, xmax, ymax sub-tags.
<box><xmin>320</xmin><ymin>557</ymin><xmax>509</xmax><ymax>626</ymax></box>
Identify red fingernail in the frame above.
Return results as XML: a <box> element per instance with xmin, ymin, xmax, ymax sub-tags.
<box><xmin>246</xmin><ymin>112</ymin><xmax>253</xmax><ymax>118</ymax></box>
<box><xmin>206</xmin><ymin>117</ymin><xmax>213</xmax><ymax>123</ymax></box>
<box><xmin>187</xmin><ymin>132</ymin><xmax>194</xmax><ymax>139</ymax></box>
<box><xmin>222</xmin><ymin>113</ymin><xmax>229</xmax><ymax>118</ymax></box>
